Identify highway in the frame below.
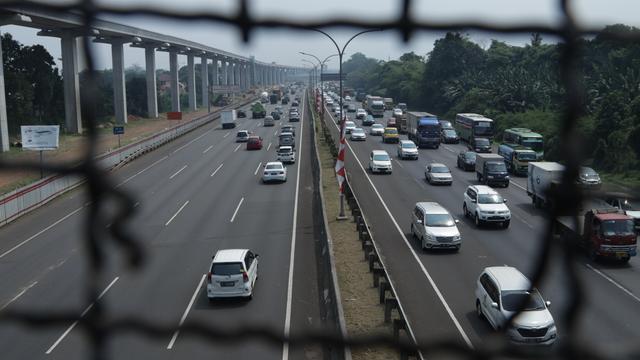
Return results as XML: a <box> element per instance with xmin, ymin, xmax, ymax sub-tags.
<box><xmin>0</xmin><ymin>90</ymin><xmax>328</xmax><ymax>359</ymax></box>
<box><xmin>325</xmin><ymin>100</ymin><xmax>640</xmax><ymax>353</ymax></box>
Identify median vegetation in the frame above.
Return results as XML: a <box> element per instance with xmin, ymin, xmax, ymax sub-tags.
<box><xmin>343</xmin><ymin>26</ymin><xmax>640</xmax><ymax>188</ymax></box>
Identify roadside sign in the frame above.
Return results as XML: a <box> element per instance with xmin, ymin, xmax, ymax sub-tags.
<box><xmin>21</xmin><ymin>125</ymin><xmax>60</xmax><ymax>151</ymax></box>
<box><xmin>113</xmin><ymin>126</ymin><xmax>125</xmax><ymax>135</ymax></box>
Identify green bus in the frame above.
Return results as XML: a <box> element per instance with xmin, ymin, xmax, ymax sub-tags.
<box><xmin>503</xmin><ymin>128</ymin><xmax>544</xmax><ymax>159</ymax></box>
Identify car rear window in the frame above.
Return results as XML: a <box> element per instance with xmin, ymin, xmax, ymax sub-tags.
<box><xmin>266</xmin><ymin>164</ymin><xmax>282</xmax><ymax>170</ymax></box>
<box><xmin>211</xmin><ymin>262</ymin><xmax>243</xmax><ymax>275</ymax></box>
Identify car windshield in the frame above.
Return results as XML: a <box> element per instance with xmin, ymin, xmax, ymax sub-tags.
<box><xmin>601</xmin><ymin>220</ymin><xmax>635</xmax><ymax>236</ymax></box>
<box><xmin>385</xmin><ymin>129</ymin><xmax>398</xmax><ymax>134</ymax></box>
<box><xmin>373</xmin><ymin>154</ymin><xmax>390</xmax><ymax>161</ymax></box>
<box><xmin>444</xmin><ymin>129</ymin><xmax>456</xmax><ymax>136</ymax></box>
<box><xmin>237</xmin><ymin>132</ymin><xmax>247</xmax><ymax>137</ymax></box>
<box><xmin>475</xmin><ymin>138</ymin><xmax>490</xmax><ymax>146</ymax></box>
<box><xmin>441</xmin><ymin>121</ymin><xmax>453</xmax><ymax>129</ymax></box>
<box><xmin>266</xmin><ymin>164</ymin><xmax>282</xmax><ymax>170</ymax></box>
<box><xmin>211</xmin><ymin>262</ymin><xmax>243</xmax><ymax>275</ymax></box>
<box><xmin>580</xmin><ymin>167</ymin><xmax>598</xmax><ymax>177</ymax></box>
<box><xmin>487</xmin><ymin>162</ymin><xmax>507</xmax><ymax>172</ymax></box>
<box><xmin>372</xmin><ymin>124</ymin><xmax>383</xmax><ymax>129</ymax></box>
<box><xmin>353</xmin><ymin>129</ymin><xmax>364</xmax><ymax>134</ymax></box>
<box><xmin>501</xmin><ymin>290</ymin><xmax>546</xmax><ymax>312</ymax></box>
<box><xmin>248</xmin><ymin>138</ymin><xmax>259</xmax><ymax>143</ymax></box>
<box><xmin>278</xmin><ymin>148</ymin><xmax>292</xmax><ymax>154</ymax></box>
<box><xmin>618</xmin><ymin>199</ymin><xmax>639</xmax><ymax>211</ymax></box>
<box><xmin>402</xmin><ymin>143</ymin><xmax>416</xmax><ymax>149</ymax></box>
<box><xmin>431</xmin><ymin>165</ymin><xmax>450</xmax><ymax>173</ymax></box>
<box><xmin>478</xmin><ymin>194</ymin><xmax>504</xmax><ymax>204</ymax></box>
<box><xmin>366</xmin><ymin>115</ymin><xmax>374</xmax><ymax>120</ymax></box>
<box><xmin>424</xmin><ymin>213</ymin><xmax>455</xmax><ymax>227</ymax></box>
<box><xmin>464</xmin><ymin>152</ymin><xmax>476</xmax><ymax>160</ymax></box>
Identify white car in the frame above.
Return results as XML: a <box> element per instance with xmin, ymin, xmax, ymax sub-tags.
<box><xmin>344</xmin><ymin>95</ymin><xmax>352</xmax><ymax>101</ymax></box>
<box><xmin>207</xmin><ymin>249</ymin><xmax>259</xmax><ymax>300</ymax></box>
<box><xmin>356</xmin><ymin>109</ymin><xmax>367</xmax><ymax>119</ymax></box>
<box><xmin>463</xmin><ymin>185</ymin><xmax>511</xmax><ymax>228</ymax></box>
<box><xmin>369</xmin><ymin>150</ymin><xmax>392</xmax><ymax>174</ymax></box>
<box><xmin>344</xmin><ymin>121</ymin><xmax>356</xmax><ymax>134</ymax></box>
<box><xmin>277</xmin><ymin>146</ymin><xmax>296</xmax><ymax>164</ymax></box>
<box><xmin>369</xmin><ymin>123</ymin><xmax>385</xmax><ymax>136</ymax></box>
<box><xmin>350</xmin><ymin>128</ymin><xmax>366</xmax><ymax>141</ymax></box>
<box><xmin>425</xmin><ymin>163</ymin><xmax>453</xmax><ymax>185</ymax></box>
<box><xmin>392</xmin><ymin>108</ymin><xmax>403</xmax><ymax>117</ymax></box>
<box><xmin>411</xmin><ymin>202</ymin><xmax>461</xmax><ymax>251</ymax></box>
<box><xmin>262</xmin><ymin>161</ymin><xmax>287</xmax><ymax>183</ymax></box>
<box><xmin>475</xmin><ymin>266</ymin><xmax>557</xmax><ymax>345</ymax></box>
<box><xmin>397</xmin><ymin>140</ymin><xmax>418</xmax><ymax>160</ymax></box>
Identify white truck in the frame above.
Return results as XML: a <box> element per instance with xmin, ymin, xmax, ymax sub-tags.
<box><xmin>527</xmin><ymin>162</ymin><xmax>565</xmax><ymax>208</ymax></box>
<box><xmin>365</xmin><ymin>95</ymin><xmax>385</xmax><ymax>117</ymax></box>
<box><xmin>221</xmin><ymin>110</ymin><xmax>237</xmax><ymax>129</ymax></box>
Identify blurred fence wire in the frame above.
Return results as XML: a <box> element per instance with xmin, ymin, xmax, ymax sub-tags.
<box><xmin>0</xmin><ymin>0</ymin><xmax>639</xmax><ymax>359</ymax></box>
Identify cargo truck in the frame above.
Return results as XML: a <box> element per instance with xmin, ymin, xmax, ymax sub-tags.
<box><xmin>365</xmin><ymin>95</ymin><xmax>385</xmax><ymax>117</ymax></box>
<box><xmin>555</xmin><ymin>201</ymin><xmax>637</xmax><ymax>262</ymax></box>
<box><xmin>475</xmin><ymin>153</ymin><xmax>510</xmax><ymax>187</ymax></box>
<box><xmin>383</xmin><ymin>97</ymin><xmax>394</xmax><ymax>110</ymax></box>
<box><xmin>406</xmin><ymin>112</ymin><xmax>441</xmax><ymax>148</ymax></box>
<box><xmin>251</xmin><ymin>102</ymin><xmax>266</xmax><ymax>119</ymax></box>
<box><xmin>393</xmin><ymin>112</ymin><xmax>408</xmax><ymax>134</ymax></box>
<box><xmin>498</xmin><ymin>143</ymin><xmax>538</xmax><ymax>176</ymax></box>
<box><xmin>221</xmin><ymin>110</ymin><xmax>237</xmax><ymax>129</ymax></box>
<box><xmin>527</xmin><ymin>162</ymin><xmax>564</xmax><ymax>208</ymax></box>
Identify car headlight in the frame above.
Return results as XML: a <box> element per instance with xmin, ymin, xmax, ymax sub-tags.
<box><xmin>487</xmin><ymin>175</ymin><xmax>494</xmax><ymax>179</ymax></box>
<box><xmin>454</xmin><ymin>235</ymin><xmax>461</xmax><ymax>241</ymax></box>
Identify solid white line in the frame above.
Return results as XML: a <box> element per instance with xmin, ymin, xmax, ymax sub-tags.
<box><xmin>210</xmin><ymin>163</ymin><xmax>224</xmax><ymax>177</ymax></box>
<box><xmin>230</xmin><ymin>197</ymin><xmax>244</xmax><ymax>223</ymax></box>
<box><xmin>254</xmin><ymin>162</ymin><xmax>263</xmax><ymax>176</ymax></box>
<box><xmin>234</xmin><ymin>144</ymin><xmax>241</xmax><ymax>152</ymax></box>
<box><xmin>586</xmin><ymin>264</ymin><xmax>640</xmax><ymax>303</ymax></box>
<box><xmin>117</xmin><ymin>155</ymin><xmax>169</xmax><ymax>187</ymax></box>
<box><xmin>0</xmin><ymin>281</ymin><xmax>38</xmax><ymax>311</ymax></box>
<box><xmin>443</xmin><ymin>145</ymin><xmax>456</xmax><ymax>153</ymax></box>
<box><xmin>510</xmin><ymin>179</ymin><xmax>527</xmax><ymax>191</ymax></box>
<box><xmin>282</xmin><ymin>91</ymin><xmax>305</xmax><ymax>360</ymax></box>
<box><xmin>223</xmin><ymin>132</ymin><xmax>230</xmax><ymax>138</ymax></box>
<box><xmin>165</xmin><ymin>201</ymin><xmax>189</xmax><ymax>226</ymax></box>
<box><xmin>173</xmin><ymin>130</ymin><xmax>211</xmax><ymax>154</ymax></box>
<box><xmin>0</xmin><ymin>207</ymin><xmax>83</xmax><ymax>260</ymax></box>
<box><xmin>45</xmin><ymin>277</ymin><xmax>119</xmax><ymax>354</ymax></box>
<box><xmin>169</xmin><ymin>165</ymin><xmax>188</xmax><ymax>180</ymax></box>
<box><xmin>267</xmin><ymin>143</ymin><xmax>272</xmax><ymax>151</ymax></box>
<box><xmin>203</xmin><ymin>145</ymin><xmax>213</xmax><ymax>153</ymax></box>
<box><xmin>167</xmin><ymin>274</ymin><xmax>206</xmax><ymax>350</ymax></box>
<box><xmin>327</xmin><ymin>109</ymin><xmax>474</xmax><ymax>350</ymax></box>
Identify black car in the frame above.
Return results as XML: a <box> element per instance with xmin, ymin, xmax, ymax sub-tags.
<box><xmin>281</xmin><ymin>97</ymin><xmax>289</xmax><ymax>105</ymax></box>
<box><xmin>237</xmin><ymin>110</ymin><xmax>247</xmax><ymax>118</ymax></box>
<box><xmin>362</xmin><ymin>115</ymin><xmax>375</xmax><ymax>126</ymax></box>
<box><xmin>291</xmin><ymin>101</ymin><xmax>299</xmax><ymax>107</ymax></box>
<box><xmin>271</xmin><ymin>111</ymin><xmax>281</xmax><ymax>120</ymax></box>
<box><xmin>441</xmin><ymin>129</ymin><xmax>460</xmax><ymax>144</ymax></box>
<box><xmin>469</xmin><ymin>137</ymin><xmax>492</xmax><ymax>153</ymax></box>
<box><xmin>457</xmin><ymin>151</ymin><xmax>476</xmax><ymax>171</ymax></box>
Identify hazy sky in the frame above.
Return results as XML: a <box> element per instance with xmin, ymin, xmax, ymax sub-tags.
<box><xmin>2</xmin><ymin>0</ymin><xmax>639</xmax><ymax>71</ymax></box>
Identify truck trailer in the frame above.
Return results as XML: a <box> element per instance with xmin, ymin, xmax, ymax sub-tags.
<box><xmin>527</xmin><ymin>162</ymin><xmax>565</xmax><ymax>208</ymax></box>
<box><xmin>221</xmin><ymin>110</ymin><xmax>237</xmax><ymax>129</ymax></box>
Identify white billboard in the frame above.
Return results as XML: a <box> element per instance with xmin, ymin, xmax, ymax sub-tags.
<box><xmin>21</xmin><ymin>125</ymin><xmax>60</xmax><ymax>151</ymax></box>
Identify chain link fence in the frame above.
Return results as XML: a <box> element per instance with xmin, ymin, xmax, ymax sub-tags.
<box><xmin>0</xmin><ymin>0</ymin><xmax>639</xmax><ymax>359</ymax></box>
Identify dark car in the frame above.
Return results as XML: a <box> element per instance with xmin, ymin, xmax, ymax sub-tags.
<box><xmin>281</xmin><ymin>125</ymin><xmax>296</xmax><ymax>136</ymax></box>
<box><xmin>457</xmin><ymin>151</ymin><xmax>476</xmax><ymax>171</ymax></box>
<box><xmin>347</xmin><ymin>104</ymin><xmax>357</xmax><ymax>112</ymax></box>
<box><xmin>469</xmin><ymin>137</ymin><xmax>492</xmax><ymax>153</ymax></box>
<box><xmin>441</xmin><ymin>129</ymin><xmax>460</xmax><ymax>144</ymax></box>
<box><xmin>237</xmin><ymin>109</ymin><xmax>247</xmax><ymax>118</ymax></box>
<box><xmin>362</xmin><ymin>115</ymin><xmax>375</xmax><ymax>126</ymax></box>
<box><xmin>281</xmin><ymin>97</ymin><xmax>289</xmax><ymax>105</ymax></box>
<box><xmin>271</xmin><ymin>111</ymin><xmax>281</xmax><ymax>120</ymax></box>
<box><xmin>439</xmin><ymin>120</ymin><xmax>454</xmax><ymax>130</ymax></box>
<box><xmin>291</xmin><ymin>101</ymin><xmax>299</xmax><ymax>107</ymax></box>
<box><xmin>246</xmin><ymin>136</ymin><xmax>263</xmax><ymax>150</ymax></box>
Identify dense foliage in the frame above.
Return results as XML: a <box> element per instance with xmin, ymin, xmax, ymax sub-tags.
<box><xmin>343</xmin><ymin>26</ymin><xmax>640</xmax><ymax>178</ymax></box>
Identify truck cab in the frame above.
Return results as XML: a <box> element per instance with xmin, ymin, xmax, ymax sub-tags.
<box><xmin>475</xmin><ymin>153</ymin><xmax>509</xmax><ymax>187</ymax></box>
<box><xmin>498</xmin><ymin>143</ymin><xmax>537</xmax><ymax>176</ymax></box>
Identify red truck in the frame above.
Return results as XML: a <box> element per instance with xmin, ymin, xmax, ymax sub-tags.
<box><xmin>555</xmin><ymin>201</ymin><xmax>637</xmax><ymax>262</ymax></box>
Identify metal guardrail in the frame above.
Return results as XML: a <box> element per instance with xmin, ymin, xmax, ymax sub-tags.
<box><xmin>0</xmin><ymin>0</ymin><xmax>639</xmax><ymax>359</ymax></box>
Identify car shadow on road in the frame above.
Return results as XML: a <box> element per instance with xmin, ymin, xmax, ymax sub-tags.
<box><xmin>193</xmin><ymin>289</ymin><xmax>250</xmax><ymax>311</ymax></box>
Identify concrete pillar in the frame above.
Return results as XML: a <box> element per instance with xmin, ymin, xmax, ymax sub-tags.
<box><xmin>187</xmin><ymin>53</ymin><xmax>196</xmax><ymax>111</ymax></box>
<box><xmin>0</xmin><ymin>30</ymin><xmax>9</xmax><ymax>151</ymax></box>
<box><xmin>201</xmin><ymin>56</ymin><xmax>209</xmax><ymax>109</ymax></box>
<box><xmin>221</xmin><ymin>60</ymin><xmax>228</xmax><ymax>86</ymax></box>
<box><xmin>61</xmin><ymin>33</ymin><xmax>82</xmax><ymax>134</ymax></box>
<box><xmin>169</xmin><ymin>51</ymin><xmax>180</xmax><ymax>112</ymax></box>
<box><xmin>242</xmin><ymin>63</ymin><xmax>248</xmax><ymax>90</ymax></box>
<box><xmin>212</xmin><ymin>56</ymin><xmax>219</xmax><ymax>86</ymax></box>
<box><xmin>111</xmin><ymin>40</ymin><xmax>127</xmax><ymax>124</ymax></box>
<box><xmin>234</xmin><ymin>62</ymin><xmax>240</xmax><ymax>89</ymax></box>
<box><xmin>230</xmin><ymin>61</ymin><xmax>236</xmax><ymax>87</ymax></box>
<box><xmin>144</xmin><ymin>46</ymin><xmax>158</xmax><ymax>118</ymax></box>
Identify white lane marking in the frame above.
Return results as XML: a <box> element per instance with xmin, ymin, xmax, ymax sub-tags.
<box><xmin>267</xmin><ymin>143</ymin><xmax>272</xmax><ymax>151</ymax></box>
<box><xmin>413</xmin><ymin>177</ymin><xmax>427</xmax><ymax>190</ymax></box>
<box><xmin>274</xmin><ymin>130</ymin><xmax>278</xmax><ymax>136</ymax></box>
<box><xmin>165</xmin><ymin>201</ymin><xmax>189</xmax><ymax>226</ymax></box>
<box><xmin>394</xmin><ymin>159</ymin><xmax>404</xmax><ymax>168</ymax></box>
<box><xmin>509</xmin><ymin>179</ymin><xmax>527</xmax><ymax>191</ymax></box>
<box><xmin>327</xmin><ymin>109</ymin><xmax>474</xmax><ymax>350</ymax></box>
<box><xmin>254</xmin><ymin>162</ymin><xmax>263</xmax><ymax>176</ymax></box>
<box><xmin>511</xmin><ymin>212</ymin><xmax>534</xmax><ymax>229</ymax></box>
<box><xmin>167</xmin><ymin>274</ymin><xmax>206</xmax><ymax>350</ymax></box>
<box><xmin>0</xmin><ymin>207</ymin><xmax>83</xmax><ymax>260</ymax></box>
<box><xmin>586</xmin><ymin>264</ymin><xmax>640</xmax><ymax>303</ymax></box>
<box><xmin>210</xmin><ymin>163</ymin><xmax>224</xmax><ymax>177</ymax></box>
<box><xmin>234</xmin><ymin>144</ymin><xmax>241</xmax><ymax>152</ymax></box>
<box><xmin>117</xmin><ymin>155</ymin><xmax>169</xmax><ymax>187</ymax></box>
<box><xmin>203</xmin><ymin>145</ymin><xmax>213</xmax><ymax>154</ymax></box>
<box><xmin>173</xmin><ymin>130</ymin><xmax>211</xmax><ymax>154</ymax></box>
<box><xmin>45</xmin><ymin>277</ymin><xmax>119</xmax><ymax>354</ymax></box>
<box><xmin>0</xmin><ymin>281</ymin><xmax>38</xmax><ymax>311</ymax></box>
<box><xmin>169</xmin><ymin>165</ymin><xmax>188</xmax><ymax>180</ymax></box>
<box><xmin>230</xmin><ymin>197</ymin><xmax>245</xmax><ymax>223</ymax></box>
<box><xmin>282</xmin><ymin>91</ymin><xmax>305</xmax><ymax>360</ymax></box>
<box><xmin>223</xmin><ymin>132</ymin><xmax>230</xmax><ymax>138</ymax></box>
<box><xmin>258</xmin><ymin>122</ymin><xmax>262</xmax><ymax>126</ymax></box>
<box><xmin>443</xmin><ymin>145</ymin><xmax>456</xmax><ymax>153</ymax></box>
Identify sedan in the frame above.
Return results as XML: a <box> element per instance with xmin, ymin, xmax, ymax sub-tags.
<box><xmin>237</xmin><ymin>110</ymin><xmax>247</xmax><ymax>118</ymax></box>
<box><xmin>362</xmin><ymin>115</ymin><xmax>375</xmax><ymax>126</ymax></box>
<box><xmin>236</xmin><ymin>130</ymin><xmax>250</xmax><ymax>142</ymax></box>
<box><xmin>347</xmin><ymin>104</ymin><xmax>357</xmax><ymax>112</ymax></box>
<box><xmin>344</xmin><ymin>121</ymin><xmax>357</xmax><ymax>134</ymax></box>
<box><xmin>356</xmin><ymin>109</ymin><xmax>367</xmax><ymax>119</ymax></box>
<box><xmin>281</xmin><ymin>125</ymin><xmax>295</xmax><ymax>136</ymax></box>
<box><xmin>350</xmin><ymin>128</ymin><xmax>367</xmax><ymax>141</ymax></box>
<box><xmin>425</xmin><ymin>163</ymin><xmax>453</xmax><ymax>185</ymax></box>
<box><xmin>370</xmin><ymin>123</ymin><xmax>385</xmax><ymax>136</ymax></box>
<box><xmin>246</xmin><ymin>136</ymin><xmax>263</xmax><ymax>150</ymax></box>
<box><xmin>392</xmin><ymin>108</ymin><xmax>403</xmax><ymax>117</ymax></box>
<box><xmin>262</xmin><ymin>162</ymin><xmax>287</xmax><ymax>183</ymax></box>
<box><xmin>270</xmin><ymin>111</ymin><xmax>281</xmax><ymax>120</ymax></box>
<box><xmin>441</xmin><ymin>129</ymin><xmax>460</xmax><ymax>143</ymax></box>
<box><xmin>457</xmin><ymin>151</ymin><xmax>476</xmax><ymax>171</ymax></box>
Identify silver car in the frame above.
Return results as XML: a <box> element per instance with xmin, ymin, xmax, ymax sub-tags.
<box><xmin>262</xmin><ymin>162</ymin><xmax>287</xmax><ymax>183</ymax></box>
<box><xmin>369</xmin><ymin>123</ymin><xmax>385</xmax><ymax>136</ymax></box>
<box><xmin>344</xmin><ymin>121</ymin><xmax>356</xmax><ymax>134</ymax></box>
<box><xmin>425</xmin><ymin>163</ymin><xmax>453</xmax><ymax>185</ymax></box>
<box><xmin>411</xmin><ymin>202</ymin><xmax>461</xmax><ymax>251</ymax></box>
<box><xmin>397</xmin><ymin>140</ymin><xmax>418</xmax><ymax>160</ymax></box>
<box><xmin>350</xmin><ymin>128</ymin><xmax>367</xmax><ymax>141</ymax></box>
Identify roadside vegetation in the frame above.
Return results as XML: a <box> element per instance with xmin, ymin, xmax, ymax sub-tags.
<box><xmin>343</xmin><ymin>25</ymin><xmax>640</xmax><ymax>188</ymax></box>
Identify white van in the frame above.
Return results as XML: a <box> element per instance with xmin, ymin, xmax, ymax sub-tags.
<box><xmin>207</xmin><ymin>249</ymin><xmax>259</xmax><ymax>300</ymax></box>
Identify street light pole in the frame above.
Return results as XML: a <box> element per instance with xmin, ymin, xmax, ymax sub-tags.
<box><xmin>309</xmin><ymin>28</ymin><xmax>382</xmax><ymax>219</ymax></box>
<box><xmin>300</xmin><ymin>52</ymin><xmax>338</xmax><ymax>116</ymax></box>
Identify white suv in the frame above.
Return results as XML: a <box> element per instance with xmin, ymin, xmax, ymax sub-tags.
<box><xmin>369</xmin><ymin>150</ymin><xmax>392</xmax><ymax>174</ymax></box>
<box><xmin>475</xmin><ymin>266</ymin><xmax>557</xmax><ymax>345</ymax></box>
<box><xmin>463</xmin><ymin>185</ymin><xmax>511</xmax><ymax>228</ymax></box>
<box><xmin>207</xmin><ymin>249</ymin><xmax>259</xmax><ymax>300</ymax></box>
<box><xmin>411</xmin><ymin>202</ymin><xmax>461</xmax><ymax>251</ymax></box>
<box><xmin>277</xmin><ymin>146</ymin><xmax>295</xmax><ymax>164</ymax></box>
